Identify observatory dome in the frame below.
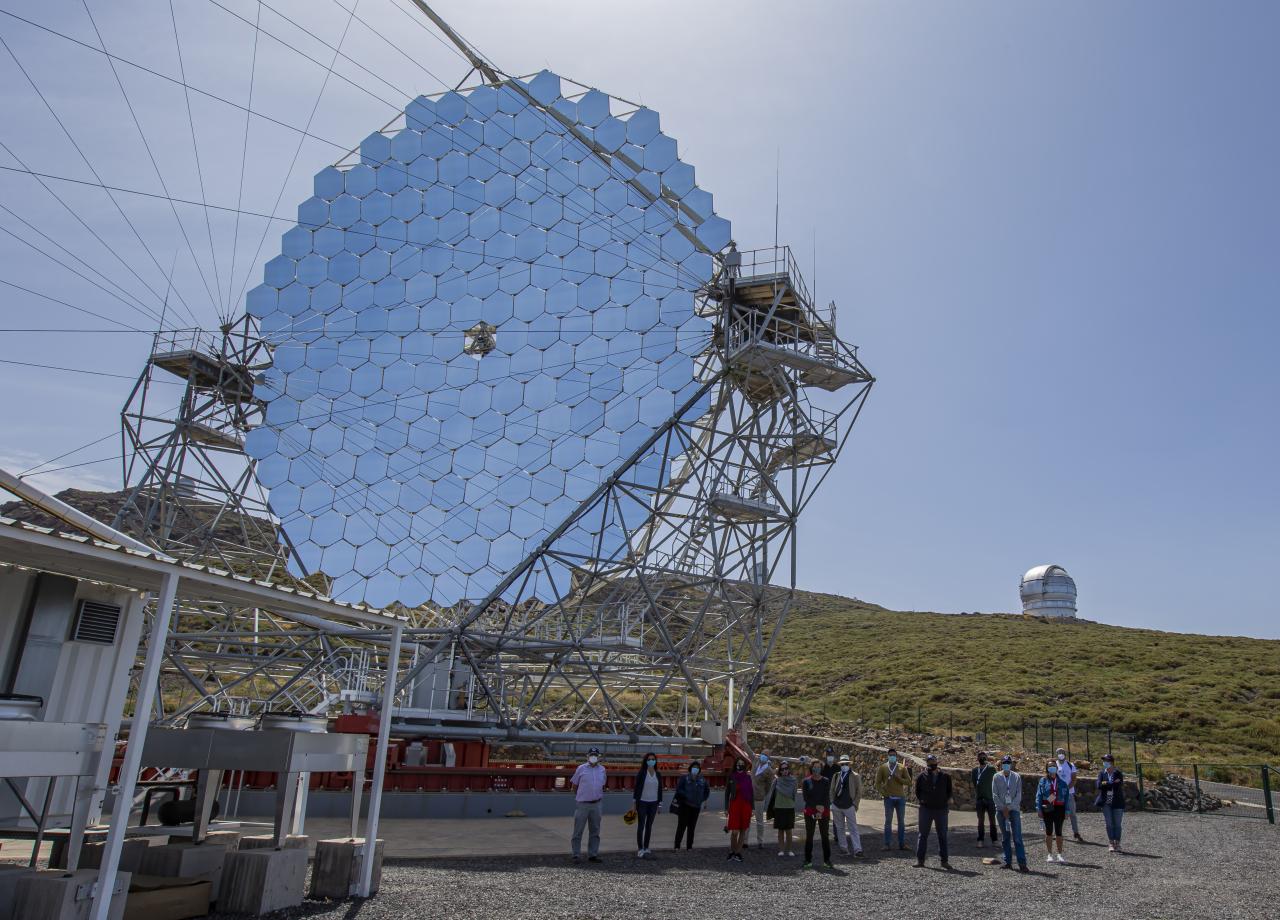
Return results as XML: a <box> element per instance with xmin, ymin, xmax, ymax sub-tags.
<box><xmin>1020</xmin><ymin>564</ymin><xmax>1077</xmax><ymax>618</ymax></box>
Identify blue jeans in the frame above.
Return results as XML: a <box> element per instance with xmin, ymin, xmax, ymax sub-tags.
<box><xmin>1102</xmin><ymin>804</ymin><xmax>1124</xmax><ymax>843</ymax></box>
<box><xmin>997</xmin><ymin>809</ymin><xmax>1027</xmax><ymax>867</ymax></box>
<box><xmin>883</xmin><ymin>797</ymin><xmax>906</xmax><ymax>846</ymax></box>
<box><xmin>915</xmin><ymin>807</ymin><xmax>949</xmax><ymax>862</ymax></box>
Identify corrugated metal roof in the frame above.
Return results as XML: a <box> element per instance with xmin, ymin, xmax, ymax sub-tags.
<box><xmin>0</xmin><ymin>515</ymin><xmax>404</xmax><ymax>629</ymax></box>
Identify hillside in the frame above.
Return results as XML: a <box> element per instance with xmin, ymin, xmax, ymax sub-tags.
<box><xmin>754</xmin><ymin>590</ymin><xmax>1280</xmax><ymax>764</ymax></box>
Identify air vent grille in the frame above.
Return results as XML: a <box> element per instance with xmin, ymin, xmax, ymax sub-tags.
<box><xmin>72</xmin><ymin>599</ymin><xmax>121</xmax><ymax>645</ymax></box>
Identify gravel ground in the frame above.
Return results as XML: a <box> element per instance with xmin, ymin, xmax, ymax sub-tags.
<box><xmin>209</xmin><ymin>810</ymin><xmax>1277</xmax><ymax>920</ymax></box>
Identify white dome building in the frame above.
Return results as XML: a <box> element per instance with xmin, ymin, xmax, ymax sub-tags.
<box><xmin>1020</xmin><ymin>564</ymin><xmax>1077</xmax><ymax>618</ymax></box>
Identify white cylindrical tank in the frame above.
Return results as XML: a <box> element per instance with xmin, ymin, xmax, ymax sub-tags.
<box><xmin>1020</xmin><ymin>564</ymin><xmax>1077</xmax><ymax>618</ymax></box>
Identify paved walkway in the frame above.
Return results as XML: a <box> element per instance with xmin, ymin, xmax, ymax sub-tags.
<box><xmin>278</xmin><ymin>799</ymin><xmax>970</xmax><ymax>858</ymax></box>
<box><xmin>2</xmin><ymin>800</ymin><xmax>980</xmax><ymax>864</ymax></box>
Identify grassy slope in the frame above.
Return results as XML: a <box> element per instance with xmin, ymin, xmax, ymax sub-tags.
<box><xmin>753</xmin><ymin>590</ymin><xmax>1280</xmax><ymax>763</ymax></box>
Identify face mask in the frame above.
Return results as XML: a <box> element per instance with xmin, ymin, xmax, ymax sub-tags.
<box><xmin>1001</xmin><ymin>764</ymin><xmax>1011</xmax><ymax>774</ymax></box>
<box><xmin>1057</xmin><ymin>754</ymin><xmax>1066</xmax><ymax>762</ymax></box>
<box><xmin>840</xmin><ymin>765</ymin><xmax>850</xmax><ymax>774</ymax></box>
<box><xmin>1048</xmin><ymin>767</ymin><xmax>1058</xmax><ymax>776</ymax></box>
<box><xmin>758</xmin><ymin>755</ymin><xmax>769</xmax><ymax>764</ymax></box>
<box><xmin>588</xmin><ymin>756</ymin><xmax>598</xmax><ymax>765</ymax></box>
<box><xmin>691</xmin><ymin>766</ymin><xmax>700</xmax><ymax>775</ymax></box>
<box><xmin>978</xmin><ymin>758</ymin><xmax>987</xmax><ymax>765</ymax></box>
<box><xmin>826</xmin><ymin>756</ymin><xmax>835</xmax><ymax>765</ymax></box>
<box><xmin>736</xmin><ymin>762</ymin><xmax>746</xmax><ymax>772</ymax></box>
<box><xmin>646</xmin><ymin>759</ymin><xmax>656</xmax><ymax>768</ymax></box>
<box><xmin>928</xmin><ymin>763</ymin><xmax>937</xmax><ymax>772</ymax></box>
<box><xmin>811</xmin><ymin>766</ymin><xmax>820</xmax><ymax>775</ymax></box>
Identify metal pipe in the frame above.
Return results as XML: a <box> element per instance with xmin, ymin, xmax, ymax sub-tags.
<box><xmin>0</xmin><ymin>467</ymin><xmax>169</xmax><ymax>558</ymax></box>
<box><xmin>90</xmin><ymin>570</ymin><xmax>180</xmax><ymax>920</ymax></box>
<box><xmin>385</xmin><ymin>721</ymin><xmax>705</xmax><ymax>748</ymax></box>
<box><xmin>359</xmin><ymin>622</ymin><xmax>401</xmax><ymax>898</ymax></box>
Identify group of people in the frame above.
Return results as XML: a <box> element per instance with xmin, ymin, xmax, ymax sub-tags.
<box><xmin>567</xmin><ymin>743</ymin><xmax>1128</xmax><ymax>869</ymax></box>
<box><xmin>723</xmin><ymin>747</ymin><xmax>864</xmax><ymax>867</ymax></box>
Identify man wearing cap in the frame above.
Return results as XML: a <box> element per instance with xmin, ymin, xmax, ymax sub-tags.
<box><xmin>913</xmin><ymin>753</ymin><xmax>953</xmax><ymax>869</ymax></box>
<box><xmin>830</xmin><ymin>753</ymin><xmax>864</xmax><ymax>857</ymax></box>
<box><xmin>570</xmin><ymin>747</ymin><xmax>606</xmax><ymax>862</ymax></box>
<box><xmin>992</xmin><ymin>755</ymin><xmax>1029</xmax><ymax>872</ymax></box>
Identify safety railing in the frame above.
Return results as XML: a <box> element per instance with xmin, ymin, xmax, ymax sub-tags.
<box><xmin>151</xmin><ymin>327</ymin><xmax>220</xmax><ymax>358</ymax></box>
<box><xmin>731</xmin><ymin>245</ymin><xmax>815</xmax><ymax>314</ymax></box>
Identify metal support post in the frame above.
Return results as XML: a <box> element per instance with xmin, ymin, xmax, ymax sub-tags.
<box><xmin>1261</xmin><ymin>766</ymin><xmax>1274</xmax><ymax>825</ymax></box>
<box><xmin>91</xmin><ymin>571</ymin><xmax>180</xmax><ymax>920</ymax></box>
<box><xmin>359</xmin><ymin>622</ymin><xmax>402</xmax><ymax>898</ymax></box>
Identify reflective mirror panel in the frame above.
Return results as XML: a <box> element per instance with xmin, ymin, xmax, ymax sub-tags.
<box><xmin>247</xmin><ymin>71</ymin><xmax>727</xmax><ymax>609</ymax></box>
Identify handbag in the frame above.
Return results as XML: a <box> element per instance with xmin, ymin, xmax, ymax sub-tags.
<box><xmin>622</xmin><ymin>807</ymin><xmax>637</xmax><ymax>825</ymax></box>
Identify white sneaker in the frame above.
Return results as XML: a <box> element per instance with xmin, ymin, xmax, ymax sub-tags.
<box><xmin>637</xmin><ymin>848</ymin><xmax>645</xmax><ymax>857</ymax></box>
<box><xmin>1046</xmin><ymin>854</ymin><xmax>1055</xmax><ymax>863</ymax></box>
<box><xmin>1056</xmin><ymin>853</ymin><xmax>1067</xmax><ymax>863</ymax></box>
<box><xmin>778</xmin><ymin>850</ymin><xmax>785</xmax><ymax>856</ymax></box>
<box><xmin>787</xmin><ymin>850</ymin><xmax>796</xmax><ymax>856</ymax></box>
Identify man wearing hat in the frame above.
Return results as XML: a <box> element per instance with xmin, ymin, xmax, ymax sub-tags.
<box><xmin>913</xmin><ymin>753</ymin><xmax>953</xmax><ymax>869</ymax></box>
<box><xmin>992</xmin><ymin>755</ymin><xmax>1029</xmax><ymax>871</ymax></box>
<box><xmin>570</xmin><ymin>746</ymin><xmax>607</xmax><ymax>862</ymax></box>
<box><xmin>830</xmin><ymin>753</ymin><xmax>864</xmax><ymax>857</ymax></box>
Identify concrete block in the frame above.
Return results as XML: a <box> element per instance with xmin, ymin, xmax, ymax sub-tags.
<box><xmin>238</xmin><ymin>833</ymin><xmax>309</xmax><ymax>851</ymax></box>
<box><xmin>201</xmin><ymin>830</ymin><xmax>242</xmax><ymax>849</ymax></box>
<box><xmin>309</xmin><ymin>838</ymin><xmax>383</xmax><ymax>900</ymax></box>
<box><xmin>138</xmin><ymin>842</ymin><xmax>227</xmax><ymax>900</ymax></box>
<box><xmin>48</xmin><ymin>829</ymin><xmax>108</xmax><ymax>870</ymax></box>
<box><xmin>0</xmin><ymin>866</ymin><xmax>37</xmax><ymax>920</ymax></box>
<box><xmin>76</xmin><ymin>839</ymin><xmax>151</xmax><ymax>874</ymax></box>
<box><xmin>219</xmin><ymin>847</ymin><xmax>308</xmax><ymax>915</ymax></box>
<box><xmin>12</xmin><ymin>869</ymin><xmax>129</xmax><ymax>920</ymax></box>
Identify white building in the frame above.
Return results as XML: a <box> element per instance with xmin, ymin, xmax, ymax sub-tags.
<box><xmin>1020</xmin><ymin>564</ymin><xmax>1078</xmax><ymax>618</ymax></box>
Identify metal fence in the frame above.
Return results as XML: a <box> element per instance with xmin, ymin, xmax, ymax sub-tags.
<box><xmin>778</xmin><ymin>702</ymin><xmax>1141</xmax><ymax>766</ymax></box>
<box><xmin>1136</xmin><ymin>762</ymin><xmax>1276</xmax><ymax>822</ymax></box>
<box><xmin>1019</xmin><ymin>721</ymin><xmax>1141</xmax><ymax>771</ymax></box>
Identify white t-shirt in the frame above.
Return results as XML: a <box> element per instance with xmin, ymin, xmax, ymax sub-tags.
<box><xmin>641</xmin><ymin>771</ymin><xmax>659</xmax><ymax>802</ymax></box>
<box><xmin>1057</xmin><ymin>759</ymin><xmax>1076</xmax><ymax>788</ymax></box>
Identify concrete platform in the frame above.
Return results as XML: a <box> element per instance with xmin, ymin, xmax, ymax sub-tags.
<box><xmin>230</xmin><ymin>799</ymin><xmax>941</xmax><ymax>859</ymax></box>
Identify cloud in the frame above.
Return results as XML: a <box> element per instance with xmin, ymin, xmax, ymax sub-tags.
<box><xmin>0</xmin><ymin>448</ymin><xmax>117</xmax><ymax>499</ymax></box>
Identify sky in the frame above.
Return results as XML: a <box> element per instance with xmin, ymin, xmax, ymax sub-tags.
<box><xmin>0</xmin><ymin>1</ymin><xmax>1276</xmax><ymax>637</ymax></box>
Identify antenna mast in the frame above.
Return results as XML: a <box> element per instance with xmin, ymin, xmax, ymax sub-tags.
<box><xmin>407</xmin><ymin>2</ymin><xmax>503</xmax><ymax>84</ymax></box>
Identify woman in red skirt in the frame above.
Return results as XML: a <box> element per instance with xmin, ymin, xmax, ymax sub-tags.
<box><xmin>725</xmin><ymin>757</ymin><xmax>754</xmax><ymax>862</ymax></box>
